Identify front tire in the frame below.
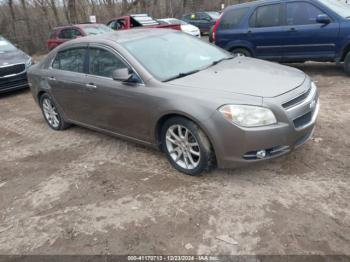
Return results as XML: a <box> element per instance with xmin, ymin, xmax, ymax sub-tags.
<box><xmin>161</xmin><ymin>117</ymin><xmax>215</xmax><ymax>176</ymax></box>
<box><xmin>40</xmin><ymin>93</ymin><xmax>70</xmax><ymax>131</ymax></box>
<box><xmin>231</xmin><ymin>48</ymin><xmax>252</xmax><ymax>57</ymax></box>
<box><xmin>344</xmin><ymin>52</ymin><xmax>350</xmax><ymax>76</ymax></box>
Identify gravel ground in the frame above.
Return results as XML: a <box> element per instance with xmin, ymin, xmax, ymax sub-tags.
<box><xmin>0</xmin><ymin>61</ymin><xmax>349</xmax><ymax>256</ymax></box>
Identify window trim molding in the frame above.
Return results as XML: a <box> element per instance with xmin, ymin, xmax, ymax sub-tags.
<box><xmin>50</xmin><ymin>45</ymin><xmax>88</xmax><ymax>74</ymax></box>
<box><xmin>249</xmin><ymin>3</ymin><xmax>283</xmax><ymax>28</ymax></box>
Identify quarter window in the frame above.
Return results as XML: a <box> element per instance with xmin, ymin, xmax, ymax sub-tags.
<box><xmin>88</xmin><ymin>48</ymin><xmax>128</xmax><ymax>78</ymax></box>
<box><xmin>52</xmin><ymin>48</ymin><xmax>86</xmax><ymax>73</ymax></box>
<box><xmin>286</xmin><ymin>2</ymin><xmax>325</xmax><ymax>25</ymax></box>
<box><xmin>219</xmin><ymin>7</ymin><xmax>249</xmax><ymax>29</ymax></box>
<box><xmin>251</xmin><ymin>4</ymin><xmax>282</xmax><ymax>28</ymax></box>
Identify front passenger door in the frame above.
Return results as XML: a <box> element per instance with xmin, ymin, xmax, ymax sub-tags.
<box><xmin>283</xmin><ymin>1</ymin><xmax>339</xmax><ymax>61</ymax></box>
<box><xmin>83</xmin><ymin>45</ymin><xmax>154</xmax><ymax>141</ymax></box>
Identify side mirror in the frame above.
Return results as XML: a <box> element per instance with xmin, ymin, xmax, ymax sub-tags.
<box><xmin>112</xmin><ymin>68</ymin><xmax>132</xmax><ymax>82</ymax></box>
<box><xmin>316</xmin><ymin>14</ymin><xmax>331</xmax><ymax>24</ymax></box>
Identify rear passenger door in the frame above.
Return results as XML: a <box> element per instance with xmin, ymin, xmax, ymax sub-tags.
<box><xmin>283</xmin><ymin>1</ymin><xmax>339</xmax><ymax>61</ymax></box>
<box><xmin>215</xmin><ymin>7</ymin><xmax>250</xmax><ymax>48</ymax></box>
<box><xmin>248</xmin><ymin>3</ymin><xmax>286</xmax><ymax>60</ymax></box>
<box><xmin>49</xmin><ymin>46</ymin><xmax>89</xmax><ymax>123</ymax></box>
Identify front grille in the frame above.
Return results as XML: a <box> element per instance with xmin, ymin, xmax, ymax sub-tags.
<box><xmin>0</xmin><ymin>72</ymin><xmax>28</xmax><ymax>91</ymax></box>
<box><xmin>0</xmin><ymin>64</ymin><xmax>26</xmax><ymax>78</ymax></box>
<box><xmin>282</xmin><ymin>87</ymin><xmax>311</xmax><ymax>109</ymax></box>
<box><xmin>293</xmin><ymin>111</ymin><xmax>312</xmax><ymax>129</ymax></box>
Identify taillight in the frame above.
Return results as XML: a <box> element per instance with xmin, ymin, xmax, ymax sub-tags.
<box><xmin>212</xmin><ymin>13</ymin><xmax>223</xmax><ymax>44</ymax></box>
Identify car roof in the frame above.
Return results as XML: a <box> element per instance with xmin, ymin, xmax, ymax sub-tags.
<box><xmin>225</xmin><ymin>0</ymin><xmax>313</xmax><ymax>9</ymax></box>
<box><xmin>66</xmin><ymin>28</ymin><xmax>177</xmax><ymax>45</ymax></box>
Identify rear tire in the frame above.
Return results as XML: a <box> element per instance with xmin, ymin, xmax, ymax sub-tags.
<box><xmin>161</xmin><ymin>117</ymin><xmax>215</xmax><ymax>176</ymax></box>
<box><xmin>344</xmin><ymin>52</ymin><xmax>350</xmax><ymax>76</ymax></box>
<box><xmin>39</xmin><ymin>93</ymin><xmax>70</xmax><ymax>131</ymax></box>
<box><xmin>231</xmin><ymin>48</ymin><xmax>252</xmax><ymax>57</ymax></box>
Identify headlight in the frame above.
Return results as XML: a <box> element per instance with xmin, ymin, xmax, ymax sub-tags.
<box><xmin>25</xmin><ymin>57</ymin><xmax>33</xmax><ymax>68</ymax></box>
<box><xmin>218</xmin><ymin>105</ymin><xmax>277</xmax><ymax>127</ymax></box>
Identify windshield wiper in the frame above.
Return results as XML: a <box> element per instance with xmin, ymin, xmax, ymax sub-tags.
<box><xmin>207</xmin><ymin>56</ymin><xmax>234</xmax><ymax>68</ymax></box>
<box><xmin>164</xmin><ymin>69</ymin><xmax>200</xmax><ymax>82</ymax></box>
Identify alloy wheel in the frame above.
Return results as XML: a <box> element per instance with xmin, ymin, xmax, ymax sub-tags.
<box><xmin>42</xmin><ymin>98</ymin><xmax>60</xmax><ymax>128</ymax></box>
<box><xmin>165</xmin><ymin>124</ymin><xmax>201</xmax><ymax>170</ymax></box>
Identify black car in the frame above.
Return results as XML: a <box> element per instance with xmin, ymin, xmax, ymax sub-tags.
<box><xmin>0</xmin><ymin>36</ymin><xmax>32</xmax><ymax>94</ymax></box>
<box><xmin>182</xmin><ymin>11</ymin><xmax>220</xmax><ymax>34</ymax></box>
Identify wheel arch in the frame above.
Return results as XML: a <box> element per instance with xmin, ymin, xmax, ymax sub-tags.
<box><xmin>154</xmin><ymin>113</ymin><xmax>217</xmax><ymax>157</ymax></box>
<box><xmin>341</xmin><ymin>42</ymin><xmax>350</xmax><ymax>62</ymax></box>
<box><xmin>225</xmin><ymin>40</ymin><xmax>255</xmax><ymax>57</ymax></box>
<box><xmin>37</xmin><ymin>90</ymin><xmax>46</xmax><ymax>100</ymax></box>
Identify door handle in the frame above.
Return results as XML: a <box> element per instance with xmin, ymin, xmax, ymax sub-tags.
<box><xmin>86</xmin><ymin>83</ymin><xmax>97</xmax><ymax>89</ymax></box>
<box><xmin>48</xmin><ymin>76</ymin><xmax>56</xmax><ymax>81</ymax></box>
<box><xmin>288</xmin><ymin>27</ymin><xmax>297</xmax><ymax>32</ymax></box>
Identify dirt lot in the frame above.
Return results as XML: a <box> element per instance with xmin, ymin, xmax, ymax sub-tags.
<box><xmin>0</xmin><ymin>61</ymin><xmax>349</xmax><ymax>256</ymax></box>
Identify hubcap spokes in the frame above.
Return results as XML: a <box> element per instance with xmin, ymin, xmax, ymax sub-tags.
<box><xmin>165</xmin><ymin>125</ymin><xmax>201</xmax><ymax>170</ymax></box>
<box><xmin>42</xmin><ymin>98</ymin><xmax>60</xmax><ymax>128</ymax></box>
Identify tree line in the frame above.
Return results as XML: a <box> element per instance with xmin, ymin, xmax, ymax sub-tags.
<box><xmin>0</xmin><ymin>0</ymin><xmax>250</xmax><ymax>54</ymax></box>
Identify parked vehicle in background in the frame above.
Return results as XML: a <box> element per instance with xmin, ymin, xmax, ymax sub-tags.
<box><xmin>158</xmin><ymin>18</ymin><xmax>201</xmax><ymax>37</ymax></box>
<box><xmin>0</xmin><ymin>36</ymin><xmax>32</xmax><ymax>94</ymax></box>
<box><xmin>107</xmin><ymin>14</ymin><xmax>181</xmax><ymax>31</ymax></box>
<box><xmin>47</xmin><ymin>23</ymin><xmax>113</xmax><ymax>51</ymax></box>
<box><xmin>28</xmin><ymin>29</ymin><xmax>319</xmax><ymax>176</ymax></box>
<box><xmin>209</xmin><ymin>25</ymin><xmax>215</xmax><ymax>43</ymax></box>
<box><xmin>182</xmin><ymin>11</ymin><xmax>220</xmax><ymax>34</ymax></box>
<box><xmin>213</xmin><ymin>0</ymin><xmax>350</xmax><ymax>75</ymax></box>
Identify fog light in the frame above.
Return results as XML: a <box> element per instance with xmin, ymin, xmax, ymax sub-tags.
<box><xmin>256</xmin><ymin>150</ymin><xmax>266</xmax><ymax>159</ymax></box>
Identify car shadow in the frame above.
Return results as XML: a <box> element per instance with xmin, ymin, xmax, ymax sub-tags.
<box><xmin>0</xmin><ymin>88</ymin><xmax>30</xmax><ymax>99</ymax></box>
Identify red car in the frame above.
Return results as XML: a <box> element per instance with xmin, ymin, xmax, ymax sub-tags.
<box><xmin>47</xmin><ymin>23</ymin><xmax>113</xmax><ymax>51</ymax></box>
<box><xmin>107</xmin><ymin>14</ymin><xmax>181</xmax><ymax>31</ymax></box>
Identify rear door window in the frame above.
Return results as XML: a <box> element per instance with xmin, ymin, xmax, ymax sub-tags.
<box><xmin>88</xmin><ymin>48</ymin><xmax>128</xmax><ymax>78</ymax></box>
<box><xmin>250</xmin><ymin>4</ymin><xmax>282</xmax><ymax>28</ymax></box>
<box><xmin>286</xmin><ymin>2</ymin><xmax>325</xmax><ymax>25</ymax></box>
<box><xmin>219</xmin><ymin>7</ymin><xmax>249</xmax><ymax>29</ymax></box>
<box><xmin>59</xmin><ymin>28</ymin><xmax>82</xmax><ymax>39</ymax></box>
<box><xmin>52</xmin><ymin>48</ymin><xmax>86</xmax><ymax>73</ymax></box>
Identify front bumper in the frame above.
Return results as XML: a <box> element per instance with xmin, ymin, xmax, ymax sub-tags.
<box><xmin>0</xmin><ymin>72</ymin><xmax>28</xmax><ymax>94</ymax></box>
<box><xmin>206</xmin><ymin>81</ymin><xmax>320</xmax><ymax>169</ymax></box>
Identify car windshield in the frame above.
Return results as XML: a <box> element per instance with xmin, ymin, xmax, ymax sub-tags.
<box><xmin>0</xmin><ymin>37</ymin><xmax>17</xmax><ymax>53</ymax></box>
<box><xmin>207</xmin><ymin>11</ymin><xmax>220</xmax><ymax>20</ymax></box>
<box><xmin>123</xmin><ymin>32</ymin><xmax>231</xmax><ymax>82</ymax></box>
<box><xmin>83</xmin><ymin>25</ymin><xmax>113</xmax><ymax>35</ymax></box>
<box><xmin>318</xmin><ymin>0</ymin><xmax>350</xmax><ymax>18</ymax></box>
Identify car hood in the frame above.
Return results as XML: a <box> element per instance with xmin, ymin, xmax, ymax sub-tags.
<box><xmin>0</xmin><ymin>49</ymin><xmax>30</xmax><ymax>66</ymax></box>
<box><xmin>168</xmin><ymin>57</ymin><xmax>306</xmax><ymax>98</ymax></box>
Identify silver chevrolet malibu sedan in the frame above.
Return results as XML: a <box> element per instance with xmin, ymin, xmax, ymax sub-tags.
<box><xmin>28</xmin><ymin>29</ymin><xmax>319</xmax><ymax>176</ymax></box>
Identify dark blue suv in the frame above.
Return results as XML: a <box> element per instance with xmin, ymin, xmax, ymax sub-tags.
<box><xmin>213</xmin><ymin>0</ymin><xmax>350</xmax><ymax>75</ymax></box>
